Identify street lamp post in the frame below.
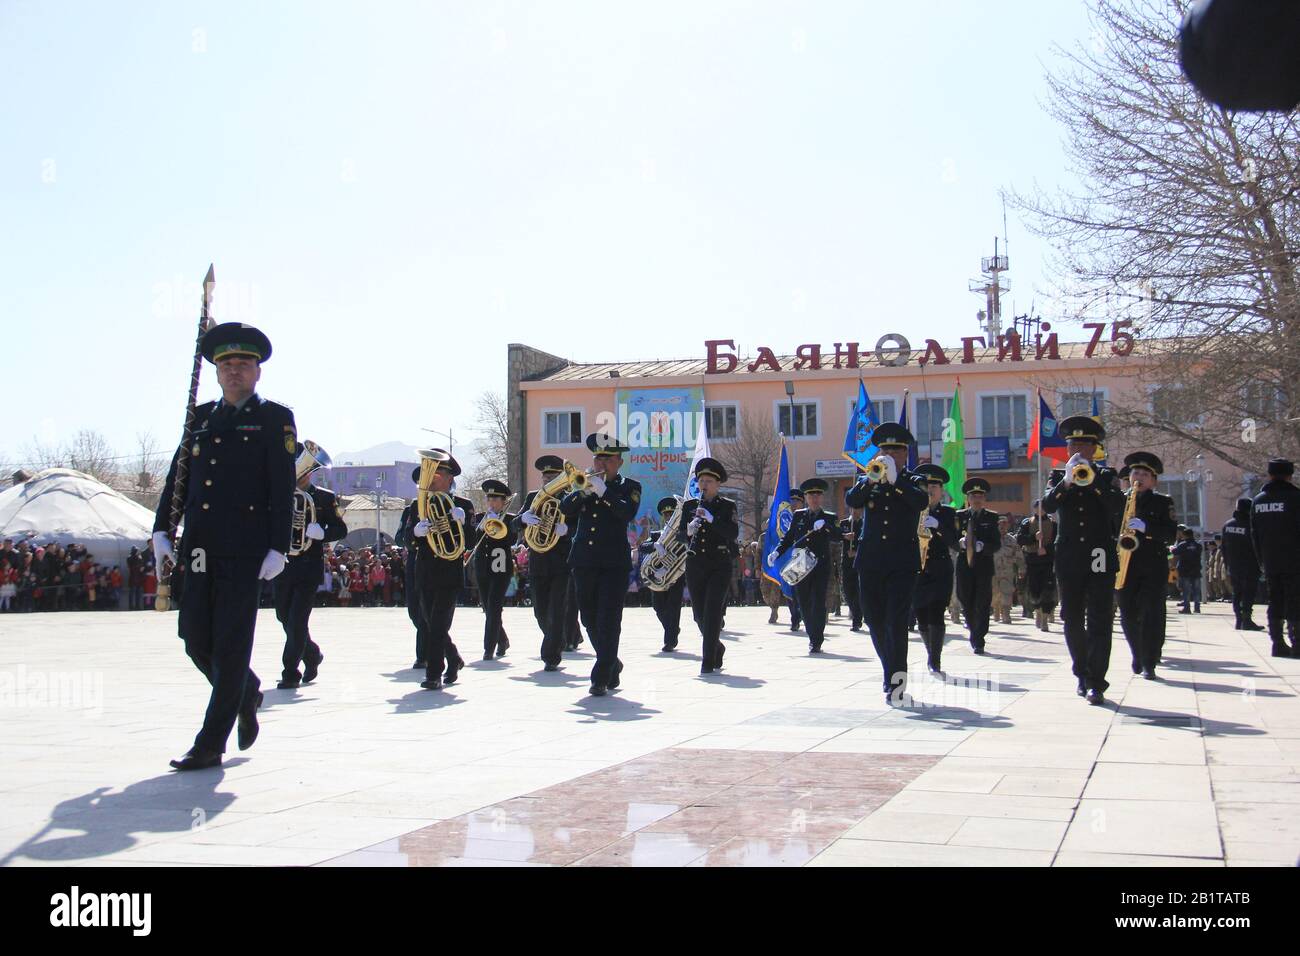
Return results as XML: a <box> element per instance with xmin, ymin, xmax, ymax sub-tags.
<box><xmin>374</xmin><ymin>474</ymin><xmax>387</xmax><ymax>554</ymax></box>
<box><xmin>784</xmin><ymin>380</ymin><xmax>797</xmax><ymax>479</ymax></box>
<box><xmin>1185</xmin><ymin>454</ymin><xmax>1213</xmax><ymax>535</ymax></box>
<box><xmin>421</xmin><ymin>427</ymin><xmax>453</xmax><ymax>458</ymax></box>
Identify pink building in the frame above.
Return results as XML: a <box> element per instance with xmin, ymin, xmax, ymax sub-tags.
<box><xmin>507</xmin><ymin>337</ymin><xmax>1262</xmax><ymax>539</ymax></box>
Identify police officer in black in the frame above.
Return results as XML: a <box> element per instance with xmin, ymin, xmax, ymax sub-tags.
<box><xmin>151</xmin><ymin>323</ymin><xmax>295</xmax><ymax>771</ymax></box>
<box><xmin>396</xmin><ymin>467</ymin><xmax>430</xmax><ymax>669</ymax></box>
<box><xmin>518</xmin><ymin>456</ymin><xmax>576</xmax><ymax>671</ymax></box>
<box><xmin>643</xmin><ymin>496</ymin><xmax>686</xmax><ymax>652</ymax></box>
<box><xmin>1221</xmin><ymin>496</ymin><xmax>1264</xmax><ymax>632</ymax></box>
<box><xmin>955</xmin><ymin>476</ymin><xmax>1002</xmax><ymax>655</ymax></box>
<box><xmin>274</xmin><ymin>443</ymin><xmax>347</xmax><ymax>689</ymax></box>
<box><xmin>1017</xmin><ymin>497</ymin><xmax>1058</xmax><ymax>631</ymax></box>
<box><xmin>912</xmin><ymin>464</ymin><xmax>958</xmax><ymax>674</ymax></box>
<box><xmin>846</xmin><ymin>423</ymin><xmax>930</xmax><ymax>702</ymax></box>
<box><xmin>561</xmin><ymin>433</ymin><xmax>642</xmax><ymax>696</ymax></box>
<box><xmin>1251</xmin><ymin>458</ymin><xmax>1300</xmax><ymax>658</ymax></box>
<box><xmin>411</xmin><ymin>450</ymin><xmax>475</xmax><ymax>690</ymax></box>
<box><xmin>1116</xmin><ymin>452</ymin><xmax>1179</xmax><ymax>680</ymax></box>
<box><xmin>1041</xmin><ymin>417</ymin><xmax>1125</xmax><ymax>705</ymax></box>
<box><xmin>679</xmin><ymin>459</ymin><xmax>739</xmax><ymax>673</ymax></box>
<box><xmin>771</xmin><ymin>478</ymin><xmax>838</xmax><ymax>652</ymax></box>
<box><xmin>839</xmin><ymin>507</ymin><xmax>864</xmax><ymax>631</ymax></box>
<box><xmin>474</xmin><ymin>479</ymin><xmax>517</xmax><ymax>661</ymax></box>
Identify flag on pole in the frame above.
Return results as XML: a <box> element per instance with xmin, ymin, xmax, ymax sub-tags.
<box><xmin>1090</xmin><ymin>391</ymin><xmax>1106</xmax><ymax>462</ymax></box>
<box><xmin>841</xmin><ymin>379</ymin><xmax>881</xmax><ymax>472</ymax></box>
<box><xmin>899</xmin><ymin>389</ymin><xmax>917</xmax><ymax>469</ymax></box>
<box><xmin>762</xmin><ymin>437</ymin><xmax>796</xmax><ymax>598</ymax></box>
<box><xmin>1027</xmin><ymin>389</ymin><xmax>1069</xmax><ymax>463</ymax></box>
<box><xmin>940</xmin><ymin>383</ymin><xmax>967</xmax><ymax>508</ymax></box>
<box><xmin>684</xmin><ymin>410</ymin><xmax>713</xmax><ymax>499</ymax></box>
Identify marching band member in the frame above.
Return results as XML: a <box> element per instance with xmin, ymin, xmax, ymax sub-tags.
<box><xmin>274</xmin><ymin>443</ymin><xmax>347</xmax><ymax>689</ymax></box>
<box><xmin>645</xmin><ymin>496</ymin><xmax>686</xmax><ymax>652</ymax></box>
<box><xmin>1251</xmin><ymin>458</ymin><xmax>1300</xmax><ymax>658</ymax></box>
<box><xmin>474</xmin><ymin>479</ymin><xmax>518</xmax><ymax>661</ymax></box>
<box><xmin>560</xmin><ymin>433</ymin><xmax>642</xmax><ymax>696</ymax></box>
<box><xmin>1221</xmin><ymin>496</ymin><xmax>1264</xmax><ymax>632</ymax></box>
<box><xmin>839</xmin><ymin>507</ymin><xmax>864</xmax><ymax>632</ymax></box>
<box><xmin>911</xmin><ymin>464</ymin><xmax>958</xmax><ymax>675</ymax></box>
<box><xmin>1017</xmin><ymin>497</ymin><xmax>1058</xmax><ymax>631</ymax></box>
<box><xmin>1115</xmin><ymin>451</ymin><xmax>1178</xmax><ymax>680</ymax></box>
<box><xmin>396</xmin><ymin>468</ymin><xmax>429</xmax><ymax>668</ymax></box>
<box><xmin>152</xmin><ymin>322</ymin><xmax>294</xmax><ymax>770</ymax></box>
<box><xmin>955</xmin><ymin>477</ymin><xmax>1002</xmax><ymax>655</ymax></box>
<box><xmin>518</xmin><ymin>456</ymin><xmax>575</xmax><ymax>671</ymax></box>
<box><xmin>785</xmin><ymin>486</ymin><xmax>806</xmax><ymax>632</ymax></box>
<box><xmin>771</xmin><ymin>478</ymin><xmax>837</xmax><ymax>653</ymax></box>
<box><xmin>1041</xmin><ymin>417</ymin><xmax>1125</xmax><ymax>705</ymax></box>
<box><xmin>411</xmin><ymin>449</ymin><xmax>474</xmax><ymax>690</ymax></box>
<box><xmin>845</xmin><ymin>423</ymin><xmax>930</xmax><ymax>703</ymax></box>
<box><xmin>679</xmin><ymin>459</ymin><xmax>739</xmax><ymax>673</ymax></box>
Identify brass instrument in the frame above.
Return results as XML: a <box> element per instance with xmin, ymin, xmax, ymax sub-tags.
<box><xmin>1114</xmin><ymin>483</ymin><xmax>1140</xmax><ymax>590</ymax></box>
<box><xmin>522</xmin><ymin>462</ymin><xmax>597</xmax><ymax>553</ymax></box>
<box><xmin>965</xmin><ymin>508</ymin><xmax>977</xmax><ymax>566</ymax></box>
<box><xmin>289</xmin><ymin>440</ymin><xmax>331</xmax><ymax>557</ymax></box>
<box><xmin>1072</xmin><ymin>461</ymin><xmax>1095</xmax><ymax>486</ymax></box>
<box><xmin>416</xmin><ymin>452</ymin><xmax>467</xmax><ymax>560</ymax></box>
<box><xmin>918</xmin><ymin>507</ymin><xmax>934</xmax><ymax>566</ymax></box>
<box><xmin>640</xmin><ymin>496</ymin><xmax>688</xmax><ymax>592</ymax></box>
<box><xmin>865</xmin><ymin>455</ymin><xmax>890</xmax><ymax>482</ymax></box>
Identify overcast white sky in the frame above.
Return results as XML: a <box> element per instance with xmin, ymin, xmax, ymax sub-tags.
<box><xmin>1</xmin><ymin>1</ymin><xmax>1117</xmax><ymax>475</ymax></box>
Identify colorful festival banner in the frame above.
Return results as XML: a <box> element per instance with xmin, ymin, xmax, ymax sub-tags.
<box><xmin>615</xmin><ymin>386</ymin><xmax>703</xmax><ymax>532</ymax></box>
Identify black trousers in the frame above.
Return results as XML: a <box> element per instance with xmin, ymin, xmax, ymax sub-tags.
<box><xmin>796</xmin><ymin>562</ymin><xmax>830</xmax><ymax>646</ymax></box>
<box><xmin>405</xmin><ymin>560</ymin><xmax>428</xmax><ymax>662</ymax></box>
<box><xmin>790</xmin><ymin>590</ymin><xmax>802</xmax><ymax>629</ymax></box>
<box><xmin>274</xmin><ymin>570</ymin><xmax>322</xmax><ymax>682</ymax></box>
<box><xmin>532</xmin><ymin>570</ymin><xmax>569</xmax><ymax>666</ymax></box>
<box><xmin>956</xmin><ymin>562</ymin><xmax>993</xmax><ymax>650</ymax></box>
<box><xmin>1119</xmin><ymin>565</ymin><xmax>1166</xmax><ymax>672</ymax></box>
<box><xmin>478</xmin><ymin>568</ymin><xmax>509</xmax><ymax>656</ymax></box>
<box><xmin>573</xmin><ymin>565</ymin><xmax>626</xmax><ymax>686</ymax></box>
<box><xmin>1265</xmin><ymin>571</ymin><xmax>1300</xmax><ymax>648</ymax></box>
<box><xmin>860</xmin><ymin>568</ymin><xmax>918</xmax><ymax>695</ymax></box>
<box><xmin>1025</xmin><ymin>560</ymin><xmax>1057</xmax><ymax>612</ymax></box>
<box><xmin>651</xmin><ymin>576</ymin><xmax>685</xmax><ymax>649</ymax></box>
<box><xmin>177</xmin><ymin>554</ymin><xmax>262</xmax><ymax>754</ymax></box>
<box><xmin>686</xmin><ymin>556</ymin><xmax>730</xmax><ymax>667</ymax></box>
<box><xmin>1057</xmin><ymin>570</ymin><xmax>1115</xmax><ymax>692</ymax></box>
<box><xmin>565</xmin><ymin>574</ymin><xmax>582</xmax><ymax>647</ymax></box>
<box><xmin>1228</xmin><ymin>569</ymin><xmax>1258</xmax><ymax>625</ymax></box>
<box><xmin>419</xmin><ymin>585</ymin><xmax>459</xmax><ymax>682</ymax></box>
<box><xmin>841</xmin><ymin>560</ymin><xmax>862</xmax><ymax>628</ymax></box>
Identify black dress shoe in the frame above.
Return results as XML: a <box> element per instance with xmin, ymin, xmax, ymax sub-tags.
<box><xmin>420</xmin><ymin>678</ymin><xmax>442</xmax><ymax>690</ymax></box>
<box><xmin>496</xmin><ymin>636</ymin><xmax>510</xmax><ymax>658</ymax></box>
<box><xmin>973</xmin><ymin>646</ymin><xmax>986</xmax><ymax>656</ymax></box>
<box><xmin>662</xmin><ymin>643</ymin><xmax>677</xmax><ymax>653</ymax></box>
<box><xmin>1273</xmin><ymin>644</ymin><xmax>1292</xmax><ymax>658</ymax></box>
<box><xmin>809</xmin><ymin>642</ymin><xmax>823</xmax><ymax>654</ymax></box>
<box><xmin>237</xmin><ymin>708</ymin><xmax>259</xmax><ymax>751</ymax></box>
<box><xmin>303</xmin><ymin>653</ymin><xmax>323</xmax><ymax>683</ymax></box>
<box><xmin>850</xmin><ymin>625</ymin><xmax>862</xmax><ymax>632</ymax></box>
<box><xmin>1142</xmin><ymin>668</ymin><xmax>1157</xmax><ymax>680</ymax></box>
<box><xmin>413</xmin><ymin>660</ymin><xmax>427</xmax><ymax>669</ymax></box>
<box><xmin>589</xmin><ymin>684</ymin><xmax>607</xmax><ymax>697</ymax></box>
<box><xmin>1243</xmin><ymin>621</ymin><xmax>1265</xmax><ymax>631</ymax></box>
<box><xmin>543</xmin><ymin>663</ymin><xmax>559</xmax><ymax>672</ymax></box>
<box><xmin>482</xmin><ymin>652</ymin><xmax>494</xmax><ymax>661</ymax></box>
<box><xmin>443</xmin><ymin>664</ymin><xmax>459</xmax><ymax>686</ymax></box>
<box><xmin>1076</xmin><ymin>681</ymin><xmax>1087</xmax><ymax>698</ymax></box>
<box><xmin>170</xmin><ymin>748</ymin><xmax>222</xmax><ymax>771</ymax></box>
<box><xmin>609</xmin><ymin>662</ymin><xmax>624</xmax><ymax>690</ymax></box>
<box><xmin>1086</xmin><ymin>688</ymin><xmax>1105</xmax><ymax>706</ymax></box>
<box><xmin>276</xmin><ymin>676</ymin><xmax>301</xmax><ymax>690</ymax></box>
<box><xmin>700</xmin><ymin>666</ymin><xmax>715</xmax><ymax>675</ymax></box>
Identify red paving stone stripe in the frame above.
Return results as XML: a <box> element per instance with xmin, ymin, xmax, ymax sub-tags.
<box><xmin>328</xmin><ymin>748</ymin><xmax>938</xmax><ymax>867</ymax></box>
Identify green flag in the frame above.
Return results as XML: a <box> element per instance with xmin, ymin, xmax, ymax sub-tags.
<box><xmin>941</xmin><ymin>384</ymin><xmax>966</xmax><ymax>508</ymax></box>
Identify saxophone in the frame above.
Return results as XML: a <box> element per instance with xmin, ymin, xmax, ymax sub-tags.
<box><xmin>918</xmin><ymin>506</ymin><xmax>933</xmax><ymax>567</ymax></box>
<box><xmin>1114</xmin><ymin>484</ymin><xmax>1140</xmax><ymax>590</ymax></box>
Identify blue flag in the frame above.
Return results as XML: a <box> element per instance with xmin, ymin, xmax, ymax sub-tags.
<box><xmin>762</xmin><ymin>437</ymin><xmax>796</xmax><ymax>598</ymax></box>
<box><xmin>841</xmin><ymin>379</ymin><xmax>881</xmax><ymax>472</ymax></box>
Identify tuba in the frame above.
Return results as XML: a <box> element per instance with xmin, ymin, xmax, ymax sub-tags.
<box><xmin>640</xmin><ymin>497</ymin><xmax>688</xmax><ymax>592</ymax></box>
<box><xmin>1114</xmin><ymin>483</ymin><xmax>1140</xmax><ymax>590</ymax></box>
<box><xmin>416</xmin><ymin>451</ymin><xmax>466</xmax><ymax>560</ymax></box>
<box><xmin>289</xmin><ymin>440</ymin><xmax>330</xmax><ymax>557</ymax></box>
<box><xmin>523</xmin><ymin>462</ymin><xmax>593</xmax><ymax>553</ymax></box>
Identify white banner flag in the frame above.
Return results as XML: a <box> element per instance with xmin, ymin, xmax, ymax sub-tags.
<box><xmin>684</xmin><ymin>414</ymin><xmax>712</xmax><ymax>499</ymax></box>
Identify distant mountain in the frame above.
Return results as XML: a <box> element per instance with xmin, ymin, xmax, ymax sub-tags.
<box><xmin>332</xmin><ymin>441</ymin><xmax>423</xmax><ymax>466</ymax></box>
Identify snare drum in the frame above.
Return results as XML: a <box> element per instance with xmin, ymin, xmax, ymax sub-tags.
<box><xmin>780</xmin><ymin>547</ymin><xmax>818</xmax><ymax>586</ymax></box>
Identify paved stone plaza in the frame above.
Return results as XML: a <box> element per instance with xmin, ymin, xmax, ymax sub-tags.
<box><xmin>1</xmin><ymin>601</ymin><xmax>1297</xmax><ymax>867</ymax></box>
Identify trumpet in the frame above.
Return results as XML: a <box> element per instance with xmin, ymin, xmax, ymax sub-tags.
<box><xmin>288</xmin><ymin>440</ymin><xmax>331</xmax><ymax>557</ymax></box>
<box><xmin>1072</xmin><ymin>461</ymin><xmax>1095</xmax><ymax>486</ymax></box>
<box><xmin>865</xmin><ymin>455</ymin><xmax>890</xmax><ymax>482</ymax></box>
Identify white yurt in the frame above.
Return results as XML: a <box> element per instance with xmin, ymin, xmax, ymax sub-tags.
<box><xmin>0</xmin><ymin>469</ymin><xmax>156</xmax><ymax>569</ymax></box>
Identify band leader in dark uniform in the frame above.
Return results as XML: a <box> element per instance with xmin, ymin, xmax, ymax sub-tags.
<box><xmin>1221</xmin><ymin>496</ymin><xmax>1264</xmax><ymax>633</ymax></box>
<box><xmin>912</xmin><ymin>464</ymin><xmax>958</xmax><ymax>675</ymax></box>
<box><xmin>560</xmin><ymin>433</ymin><xmax>642</xmax><ymax>696</ymax></box>
<box><xmin>845</xmin><ymin>423</ymin><xmax>930</xmax><ymax>703</ymax></box>
<box><xmin>955</xmin><ymin>476</ymin><xmax>1001</xmax><ymax>655</ymax></box>
<box><xmin>770</xmin><ymin>478</ymin><xmax>837</xmax><ymax>653</ymax></box>
<box><xmin>1251</xmin><ymin>458</ymin><xmax>1300</xmax><ymax>658</ymax></box>
<box><xmin>411</xmin><ymin>450</ymin><xmax>473</xmax><ymax>690</ymax></box>
<box><xmin>1115</xmin><ymin>452</ymin><xmax>1178</xmax><ymax>680</ymax></box>
<box><xmin>1040</xmin><ymin>416</ymin><xmax>1125</xmax><ymax>705</ymax></box>
<box><xmin>474</xmin><ymin>479</ymin><xmax>517</xmax><ymax>661</ymax></box>
<box><xmin>679</xmin><ymin>458</ymin><xmax>739</xmax><ymax>674</ymax></box>
<box><xmin>274</xmin><ymin>443</ymin><xmax>347</xmax><ymax>689</ymax></box>
<box><xmin>644</xmin><ymin>496</ymin><xmax>685</xmax><ymax>652</ymax></box>
<box><xmin>1017</xmin><ymin>496</ymin><xmax>1058</xmax><ymax>632</ymax></box>
<box><xmin>518</xmin><ymin>456</ymin><xmax>575</xmax><ymax>671</ymax></box>
<box><xmin>151</xmin><ymin>323</ymin><xmax>295</xmax><ymax>771</ymax></box>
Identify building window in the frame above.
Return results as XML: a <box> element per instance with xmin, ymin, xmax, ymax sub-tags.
<box><xmin>705</xmin><ymin>404</ymin><xmax>738</xmax><ymax>441</ymax></box>
<box><xmin>776</xmin><ymin>401</ymin><xmax>819</xmax><ymax>439</ymax></box>
<box><xmin>1058</xmin><ymin>390</ymin><xmax>1104</xmax><ymax>419</ymax></box>
<box><xmin>1162</xmin><ymin>477</ymin><xmax>1200</xmax><ymax>529</ymax></box>
<box><xmin>847</xmin><ymin>397</ymin><xmax>897</xmax><ymax>428</ymax></box>
<box><xmin>1243</xmin><ymin>382</ymin><xmax>1285</xmax><ymax>421</ymax></box>
<box><xmin>985</xmin><ymin>482</ymin><xmax>1022</xmax><ymax>504</ymax></box>
<box><xmin>980</xmin><ymin>393</ymin><xmax>1029</xmax><ymax>444</ymax></box>
<box><xmin>543</xmin><ymin>410</ymin><xmax>583</xmax><ymax>446</ymax></box>
<box><xmin>1150</xmin><ymin>386</ymin><xmax>1201</xmax><ymax>427</ymax></box>
<box><xmin>914</xmin><ymin>397</ymin><xmax>949</xmax><ymax>445</ymax></box>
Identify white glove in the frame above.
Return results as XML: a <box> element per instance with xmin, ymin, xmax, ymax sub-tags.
<box><xmin>687</xmin><ymin>518</ymin><xmax>703</xmax><ymax>535</ymax></box>
<box><xmin>766</xmin><ymin>551</ymin><xmax>778</xmax><ymax>568</ymax></box>
<box><xmin>975</xmin><ymin>541</ymin><xmax>985</xmax><ymax>553</ymax></box>
<box><xmin>152</xmin><ymin>531</ymin><xmax>174</xmax><ymax>569</ymax></box>
<box><xmin>305</xmin><ymin>522</ymin><xmax>325</xmax><ymax>541</ymax></box>
<box><xmin>958</xmin><ymin>536</ymin><xmax>967</xmax><ymax>550</ymax></box>
<box><xmin>654</xmin><ymin>542</ymin><xmax>667</xmax><ymax>557</ymax></box>
<box><xmin>520</xmin><ymin>510</ymin><xmax>541</xmax><ymax>527</ymax></box>
<box><xmin>697</xmin><ymin>507</ymin><xmax>713</xmax><ymax>523</ymax></box>
<box><xmin>884</xmin><ymin>457</ymin><xmax>898</xmax><ymax>484</ymax></box>
<box><xmin>1062</xmin><ymin>453</ymin><xmax>1084</xmax><ymax>486</ymax></box>
<box><xmin>451</xmin><ymin>507</ymin><xmax>466</xmax><ymax>523</ymax></box>
<box><xmin>258</xmin><ymin>550</ymin><xmax>287</xmax><ymax>581</ymax></box>
<box><xmin>555</xmin><ymin>521</ymin><xmax>568</xmax><ymax>536</ymax></box>
<box><xmin>1128</xmin><ymin>517</ymin><xmax>1146</xmax><ymax>533</ymax></box>
<box><xmin>812</xmin><ymin>518</ymin><xmax>826</xmax><ymax>531</ymax></box>
<box><xmin>924</xmin><ymin>515</ymin><xmax>939</xmax><ymax>529</ymax></box>
<box><xmin>587</xmin><ymin>474</ymin><xmax>607</xmax><ymax>497</ymax></box>
<box><xmin>414</xmin><ymin>519</ymin><xmax>432</xmax><ymax>537</ymax></box>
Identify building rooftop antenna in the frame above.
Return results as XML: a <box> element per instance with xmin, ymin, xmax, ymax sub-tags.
<box><xmin>969</xmin><ymin>235</ymin><xmax>1010</xmax><ymax>340</ymax></box>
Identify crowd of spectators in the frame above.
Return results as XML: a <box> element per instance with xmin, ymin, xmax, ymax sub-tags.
<box><xmin>0</xmin><ymin>537</ymin><xmax>156</xmax><ymax>613</ymax></box>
